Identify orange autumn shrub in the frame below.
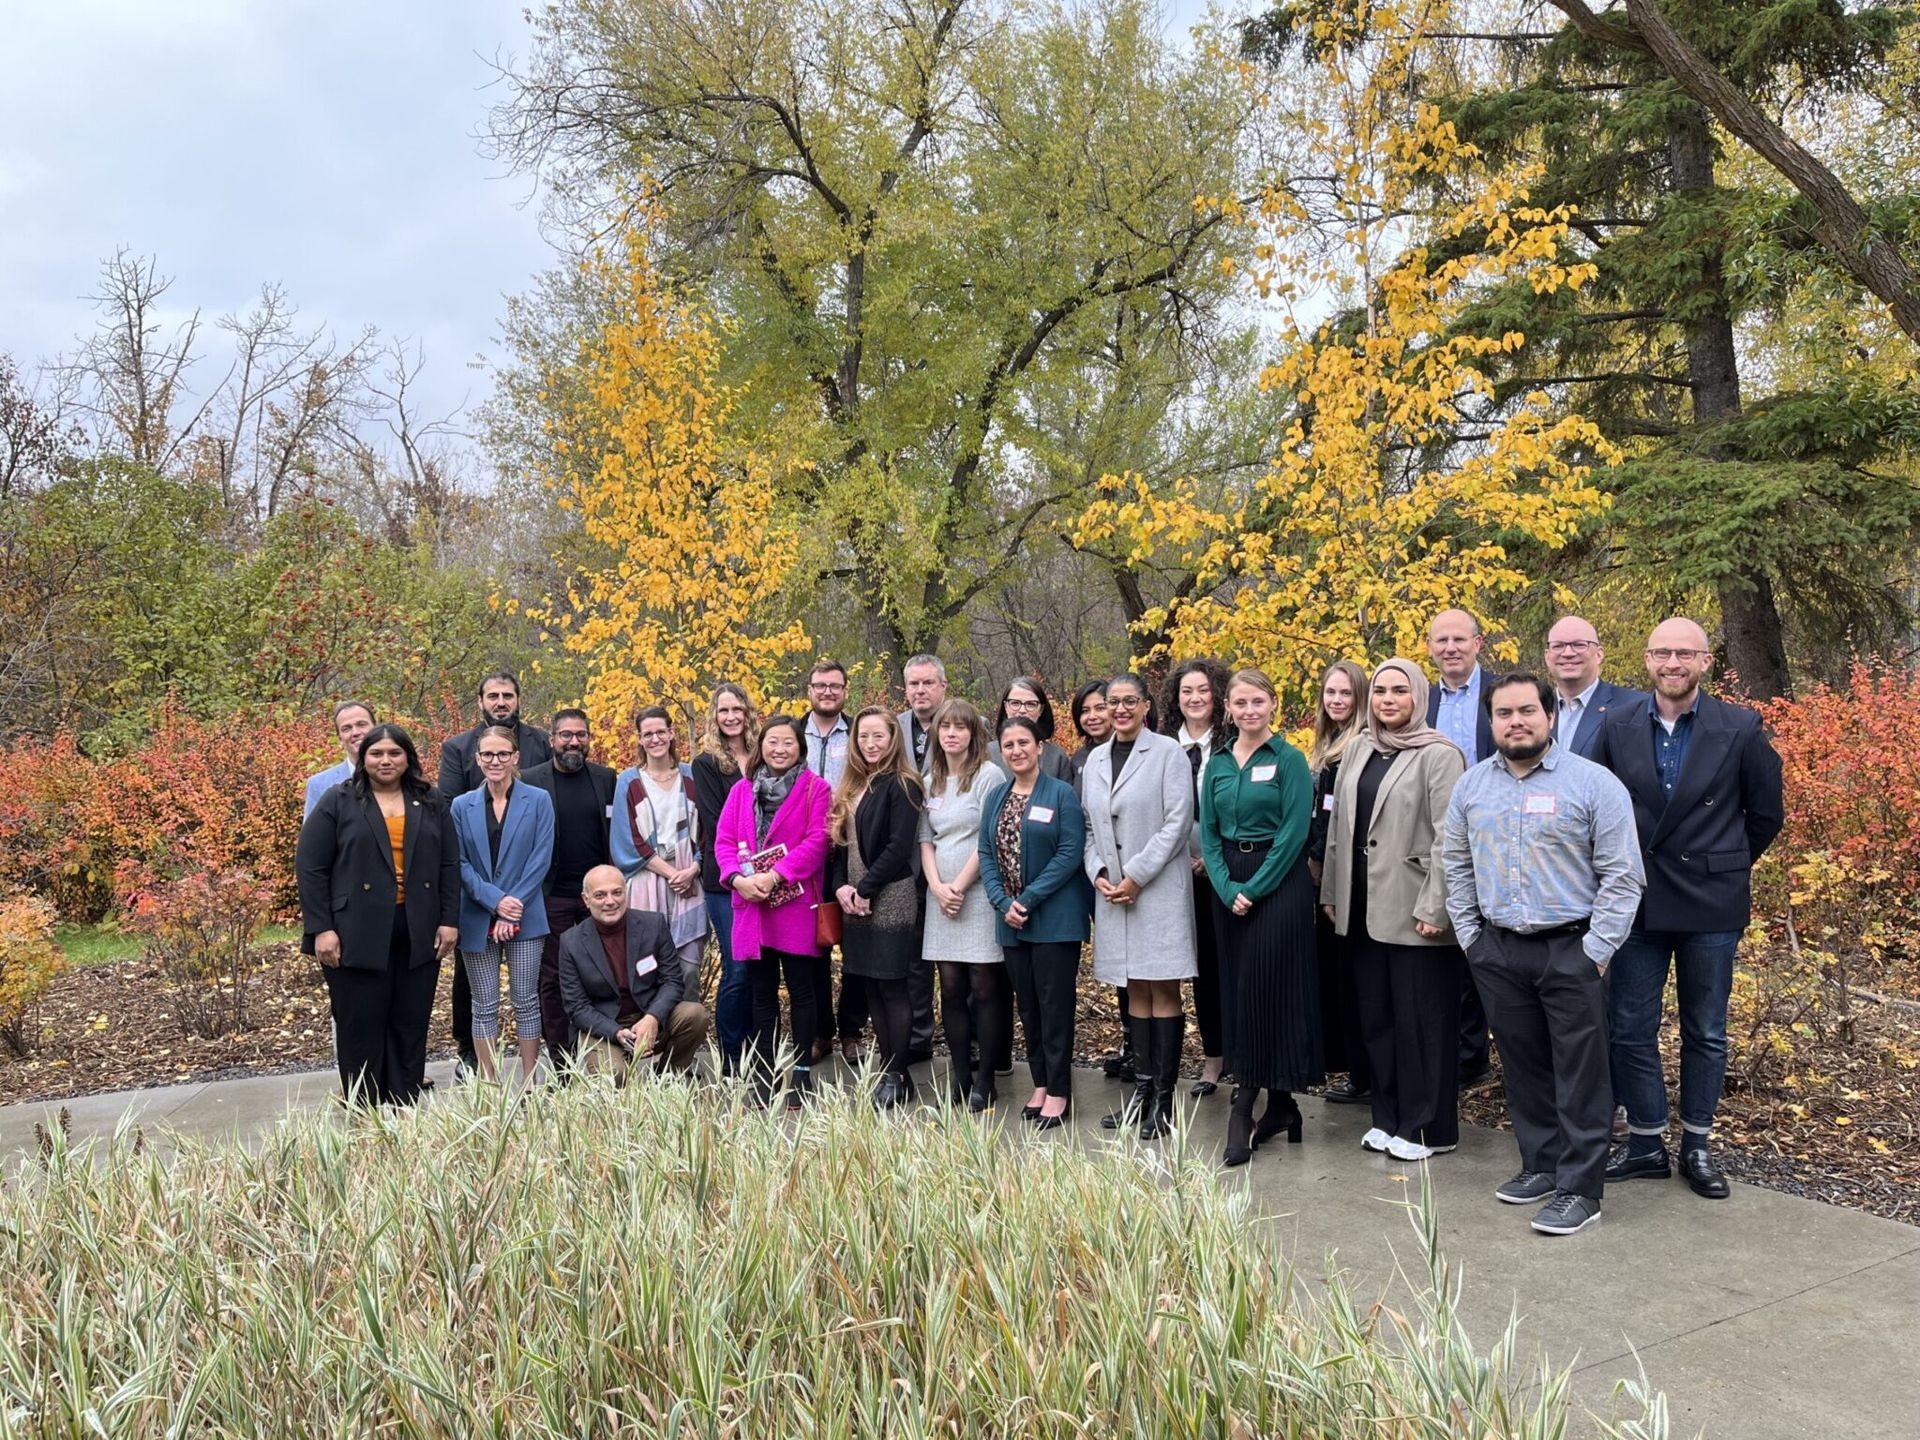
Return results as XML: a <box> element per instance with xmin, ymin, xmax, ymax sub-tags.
<box><xmin>123</xmin><ymin>869</ymin><xmax>275</xmax><ymax>1038</ymax></box>
<box><xmin>1756</xmin><ymin>662</ymin><xmax>1920</xmax><ymax>976</ymax></box>
<box><xmin>0</xmin><ymin>893</ymin><xmax>64</xmax><ymax>1057</ymax></box>
<box><xmin>0</xmin><ymin>732</ymin><xmax>117</xmax><ymax>920</ymax></box>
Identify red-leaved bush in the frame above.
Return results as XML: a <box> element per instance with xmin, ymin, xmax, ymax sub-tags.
<box><xmin>0</xmin><ymin>700</ymin><xmax>456</xmax><ymax>924</ymax></box>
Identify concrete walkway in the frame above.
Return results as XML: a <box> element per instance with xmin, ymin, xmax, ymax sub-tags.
<box><xmin>4</xmin><ymin>1062</ymin><xmax>1916</xmax><ymax>1438</ymax></box>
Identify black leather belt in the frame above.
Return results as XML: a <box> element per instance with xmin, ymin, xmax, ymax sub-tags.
<box><xmin>1231</xmin><ymin>839</ymin><xmax>1272</xmax><ymax>854</ymax></box>
<box><xmin>1496</xmin><ymin>917</ymin><xmax>1591</xmax><ymax>940</ymax></box>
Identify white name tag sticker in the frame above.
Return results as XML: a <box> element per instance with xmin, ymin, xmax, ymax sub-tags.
<box><xmin>1524</xmin><ymin>793</ymin><xmax>1558</xmax><ymax>816</ymax></box>
<box><xmin>632</xmin><ymin>955</ymin><xmax>658</xmax><ymax>976</ymax></box>
<box><xmin>604</xmin><ymin>805</ymin><xmax>614</xmax><ymax>819</ymax></box>
<box><xmin>1250</xmin><ymin>764</ymin><xmax>1277</xmax><ymax>783</ymax></box>
<box><xmin>1029</xmin><ymin>805</ymin><xmax>1055</xmax><ymax>823</ymax></box>
<box><xmin>926</xmin><ymin>796</ymin><xmax>945</xmax><ymax>811</ymax></box>
<box><xmin>1322</xmin><ymin>795</ymin><xmax>1336</xmax><ymax>812</ymax></box>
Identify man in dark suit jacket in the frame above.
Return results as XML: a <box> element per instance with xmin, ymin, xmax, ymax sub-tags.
<box><xmin>1545</xmin><ymin>615</ymin><xmax>1647</xmax><ymax>759</ymax></box>
<box><xmin>1426</xmin><ymin>609</ymin><xmax>1495</xmax><ymax>1084</ymax></box>
<box><xmin>435</xmin><ymin>668</ymin><xmax>552</xmax><ymax>1077</ymax></box>
<box><xmin>518</xmin><ymin>707</ymin><xmax>617</xmax><ymax>1072</ymax></box>
<box><xmin>1591</xmin><ymin>617</ymin><xmax>1784</xmax><ymax>1200</ymax></box>
<box><xmin>556</xmin><ymin>865</ymin><xmax>711</xmax><ymax>1078</ymax></box>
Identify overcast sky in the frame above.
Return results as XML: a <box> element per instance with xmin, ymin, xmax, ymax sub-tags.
<box><xmin>0</xmin><ymin>0</ymin><xmax>1219</xmax><ymax>434</ymax></box>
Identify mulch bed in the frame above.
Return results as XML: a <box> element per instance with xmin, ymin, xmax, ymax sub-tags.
<box><xmin>4</xmin><ymin>948</ymin><xmax>1916</xmax><ymax>1228</ymax></box>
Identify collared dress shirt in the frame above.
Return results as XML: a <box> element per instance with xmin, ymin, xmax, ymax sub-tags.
<box><xmin>804</xmin><ymin>713</ymin><xmax>849</xmax><ymax>785</ymax></box>
<box><xmin>1555</xmin><ymin>678</ymin><xmax>1600</xmax><ymax>746</ymax></box>
<box><xmin>1650</xmin><ymin>692</ymin><xmax>1699</xmax><ymax>797</ymax></box>
<box><xmin>1434</xmin><ymin>668</ymin><xmax>1482</xmax><ymax>760</ymax></box>
<box><xmin>1441</xmin><ymin>742</ymin><xmax>1645</xmax><ymax>965</ymax></box>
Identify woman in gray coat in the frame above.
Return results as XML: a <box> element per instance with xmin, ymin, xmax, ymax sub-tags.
<box><xmin>1080</xmin><ymin>672</ymin><xmax>1196</xmax><ymax>1139</ymax></box>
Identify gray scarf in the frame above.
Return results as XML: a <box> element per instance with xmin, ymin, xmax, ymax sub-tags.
<box><xmin>751</xmin><ymin>763</ymin><xmax>799</xmax><ymax>846</ymax></box>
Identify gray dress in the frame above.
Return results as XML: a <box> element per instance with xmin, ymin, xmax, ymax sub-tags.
<box><xmin>918</xmin><ymin>766</ymin><xmax>1008</xmax><ymax>965</ymax></box>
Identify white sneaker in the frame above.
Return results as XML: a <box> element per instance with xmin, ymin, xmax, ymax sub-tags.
<box><xmin>1386</xmin><ymin>1135</ymin><xmax>1433</xmax><ymax>1162</ymax></box>
<box><xmin>1360</xmin><ymin>1127</ymin><xmax>1391</xmax><ymax>1153</ymax></box>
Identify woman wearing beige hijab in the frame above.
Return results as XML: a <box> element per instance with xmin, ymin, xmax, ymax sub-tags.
<box><xmin>1319</xmin><ymin>658</ymin><xmax>1467</xmax><ymax>1162</ymax></box>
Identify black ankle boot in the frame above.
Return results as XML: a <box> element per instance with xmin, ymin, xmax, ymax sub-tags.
<box><xmin>1141</xmin><ymin>1015</ymin><xmax>1184</xmax><ymax>1141</ymax></box>
<box><xmin>1223</xmin><ymin>1085</ymin><xmax>1257</xmax><ymax>1166</ymax></box>
<box><xmin>1252</xmin><ymin>1090</ymin><xmax>1303</xmax><ymax>1147</ymax></box>
<box><xmin>1102</xmin><ymin>1014</ymin><xmax>1154</xmax><ymax>1129</ymax></box>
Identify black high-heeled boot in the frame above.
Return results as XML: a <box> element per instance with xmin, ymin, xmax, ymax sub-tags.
<box><xmin>1102</xmin><ymin>1014</ymin><xmax>1154</xmax><ymax>1129</ymax></box>
<box><xmin>1223</xmin><ymin>1085</ymin><xmax>1257</xmax><ymax>1166</ymax></box>
<box><xmin>1140</xmin><ymin>1015</ymin><xmax>1184</xmax><ymax>1141</ymax></box>
<box><xmin>1251</xmin><ymin>1089</ymin><xmax>1303</xmax><ymax>1147</ymax></box>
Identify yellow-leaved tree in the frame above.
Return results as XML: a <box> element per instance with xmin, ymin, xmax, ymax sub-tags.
<box><xmin>1074</xmin><ymin>0</ymin><xmax>1618</xmax><ymax>707</ymax></box>
<box><xmin>531</xmin><ymin>200</ymin><xmax>811</xmax><ymax>756</ymax></box>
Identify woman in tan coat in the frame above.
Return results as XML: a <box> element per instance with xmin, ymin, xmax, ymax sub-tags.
<box><xmin>1319</xmin><ymin>658</ymin><xmax>1466</xmax><ymax>1162</ymax></box>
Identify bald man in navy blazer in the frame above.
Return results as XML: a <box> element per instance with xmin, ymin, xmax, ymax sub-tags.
<box><xmin>1590</xmin><ymin>617</ymin><xmax>1782</xmax><ymax>1202</ymax></box>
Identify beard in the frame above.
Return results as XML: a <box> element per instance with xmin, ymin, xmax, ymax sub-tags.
<box><xmin>553</xmin><ymin>747</ymin><xmax>586</xmax><ymax>773</ymax></box>
<box><xmin>1496</xmin><ymin>734</ymin><xmax>1550</xmax><ymax>763</ymax></box>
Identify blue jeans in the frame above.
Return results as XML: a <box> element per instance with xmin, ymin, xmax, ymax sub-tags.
<box><xmin>1607</xmin><ymin>928</ymin><xmax>1740</xmax><ymax>1140</ymax></box>
<box><xmin>705</xmin><ymin>889</ymin><xmax>752</xmax><ymax>1071</ymax></box>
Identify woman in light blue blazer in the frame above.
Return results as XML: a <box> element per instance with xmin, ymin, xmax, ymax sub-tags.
<box><xmin>979</xmin><ymin>716</ymin><xmax>1092</xmax><ymax>1131</ymax></box>
<box><xmin>452</xmin><ymin>725</ymin><xmax>555</xmax><ymax>1084</ymax></box>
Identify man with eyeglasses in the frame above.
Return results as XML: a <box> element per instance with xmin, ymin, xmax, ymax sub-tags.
<box><xmin>895</xmin><ymin>654</ymin><xmax>949</xmax><ymax>1062</ymax></box>
<box><xmin>802</xmin><ymin>660</ymin><xmax>851</xmax><ymax>784</ymax></box>
<box><xmin>1543</xmin><ymin>617</ymin><xmax>1645</xmax><ymax>759</ymax></box>
<box><xmin>1590</xmin><ymin>617</ymin><xmax>1784</xmax><ymax>1201</ymax></box>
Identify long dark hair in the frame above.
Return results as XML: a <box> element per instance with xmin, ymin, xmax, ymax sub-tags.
<box><xmin>352</xmin><ymin>723</ymin><xmax>434</xmax><ymax>800</ymax></box>
<box><xmin>1160</xmin><ymin>657</ymin><xmax>1231</xmax><ymax>750</ymax></box>
<box><xmin>993</xmin><ymin>675</ymin><xmax>1057</xmax><ymax>743</ymax></box>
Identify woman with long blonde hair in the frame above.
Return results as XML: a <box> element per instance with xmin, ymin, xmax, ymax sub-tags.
<box><xmin>1306</xmin><ymin>659</ymin><xmax>1373</xmax><ymax>1106</ymax></box>
<box><xmin>693</xmin><ymin>682</ymin><xmax>761</xmax><ymax>1074</ymax></box>
<box><xmin>826</xmin><ymin>705</ymin><xmax>926</xmax><ymax>1106</ymax></box>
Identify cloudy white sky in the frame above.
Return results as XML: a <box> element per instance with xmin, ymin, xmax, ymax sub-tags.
<box><xmin>0</xmin><ymin>0</ymin><xmax>1219</xmax><ymax>432</ymax></box>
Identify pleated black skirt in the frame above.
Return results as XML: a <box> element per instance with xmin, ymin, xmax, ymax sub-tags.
<box><xmin>1212</xmin><ymin>845</ymin><xmax>1324</xmax><ymax>1091</ymax></box>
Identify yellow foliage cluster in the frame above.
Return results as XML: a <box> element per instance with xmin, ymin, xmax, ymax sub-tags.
<box><xmin>1076</xmin><ymin>0</ymin><xmax>1616</xmax><ymax>708</ymax></box>
<box><xmin>531</xmin><ymin>199</ymin><xmax>811</xmax><ymax>754</ymax></box>
<box><xmin>0</xmin><ymin>893</ymin><xmax>65</xmax><ymax>1058</ymax></box>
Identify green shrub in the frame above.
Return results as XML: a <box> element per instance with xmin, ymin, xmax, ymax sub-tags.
<box><xmin>0</xmin><ymin>1082</ymin><xmax>1667</xmax><ymax>1437</ymax></box>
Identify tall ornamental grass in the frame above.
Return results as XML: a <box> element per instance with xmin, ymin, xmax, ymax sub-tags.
<box><xmin>0</xmin><ymin>1079</ymin><xmax>1666</xmax><ymax>1438</ymax></box>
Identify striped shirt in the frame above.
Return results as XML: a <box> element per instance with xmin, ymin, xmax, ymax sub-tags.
<box><xmin>1441</xmin><ymin>742</ymin><xmax>1645</xmax><ymax>965</ymax></box>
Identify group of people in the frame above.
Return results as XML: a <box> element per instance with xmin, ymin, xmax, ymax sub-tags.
<box><xmin>294</xmin><ymin>608</ymin><xmax>1783</xmax><ymax>1237</ymax></box>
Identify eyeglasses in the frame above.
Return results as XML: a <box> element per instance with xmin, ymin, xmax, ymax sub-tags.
<box><xmin>476</xmin><ymin>751</ymin><xmax>516</xmax><ymax>764</ymax></box>
<box><xmin>1545</xmin><ymin>640</ymin><xmax>1598</xmax><ymax>653</ymax></box>
<box><xmin>1107</xmin><ymin>695</ymin><xmax>1145</xmax><ymax>710</ymax></box>
<box><xmin>1004</xmin><ymin>697</ymin><xmax>1041</xmax><ymax>711</ymax></box>
<box><xmin>808</xmin><ymin>682</ymin><xmax>845</xmax><ymax>693</ymax></box>
<box><xmin>1646</xmin><ymin>648</ymin><xmax>1708</xmax><ymax>662</ymax></box>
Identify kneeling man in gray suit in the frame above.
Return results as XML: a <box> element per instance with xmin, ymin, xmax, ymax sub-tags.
<box><xmin>557</xmin><ymin>864</ymin><xmax>710</xmax><ymax>1079</ymax></box>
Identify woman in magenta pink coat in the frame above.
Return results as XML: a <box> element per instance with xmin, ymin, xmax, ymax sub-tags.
<box><xmin>716</xmin><ymin>714</ymin><xmax>832</xmax><ymax>1104</ymax></box>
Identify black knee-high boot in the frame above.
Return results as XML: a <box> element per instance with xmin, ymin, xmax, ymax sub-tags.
<box><xmin>1142</xmin><ymin>1014</ymin><xmax>1184</xmax><ymax>1140</ymax></box>
<box><xmin>1102</xmin><ymin>1013</ymin><xmax>1154</xmax><ymax>1129</ymax></box>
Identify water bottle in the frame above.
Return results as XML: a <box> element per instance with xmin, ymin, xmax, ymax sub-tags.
<box><xmin>736</xmin><ymin>841</ymin><xmax>755</xmax><ymax>879</ymax></box>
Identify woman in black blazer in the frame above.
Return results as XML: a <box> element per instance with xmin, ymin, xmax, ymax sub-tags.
<box><xmin>827</xmin><ymin>706</ymin><xmax>926</xmax><ymax>1107</ymax></box>
<box><xmin>296</xmin><ymin>723</ymin><xmax>460</xmax><ymax>1106</ymax></box>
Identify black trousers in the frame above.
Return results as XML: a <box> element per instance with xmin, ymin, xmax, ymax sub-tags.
<box><xmin>908</xmin><ymin>898</ymin><xmax>935</xmax><ymax>1055</ymax></box>
<box><xmin>1316</xmin><ymin>910</ymin><xmax>1370</xmax><ymax>1087</ymax></box>
<box><xmin>1460</xmin><ymin>970</ymin><xmax>1491</xmax><ymax>1076</ymax></box>
<box><xmin>324</xmin><ymin>906</ymin><xmax>440</xmax><ymax>1106</ymax></box>
<box><xmin>1351</xmin><ymin>934</ymin><xmax>1461</xmax><ymax>1148</ymax></box>
<box><xmin>748</xmin><ymin>949</ymin><xmax>818</xmax><ymax>1083</ymax></box>
<box><xmin>451</xmin><ymin>947</ymin><xmax>474</xmax><ymax>1058</ymax></box>
<box><xmin>1469</xmin><ymin>925</ymin><xmax>1611</xmax><ymax>1199</ymax></box>
<box><xmin>1007</xmin><ymin>941</ymin><xmax>1079</xmax><ymax>1099</ymax></box>
<box><xmin>538</xmin><ymin>893</ymin><xmax>588</xmax><ymax>1066</ymax></box>
<box><xmin>1190</xmin><ymin>873</ymin><xmax>1224</xmax><ymax>1059</ymax></box>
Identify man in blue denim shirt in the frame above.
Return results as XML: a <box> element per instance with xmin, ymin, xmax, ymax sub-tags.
<box><xmin>1444</xmin><ymin>673</ymin><xmax>1643</xmax><ymax>1236</ymax></box>
<box><xmin>1590</xmin><ymin>618</ymin><xmax>1784</xmax><ymax>1200</ymax></box>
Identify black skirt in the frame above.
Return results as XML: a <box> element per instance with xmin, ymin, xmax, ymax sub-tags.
<box><xmin>1211</xmin><ymin>845</ymin><xmax>1324</xmax><ymax>1091</ymax></box>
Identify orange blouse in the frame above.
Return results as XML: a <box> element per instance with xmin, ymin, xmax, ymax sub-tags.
<box><xmin>385</xmin><ymin>813</ymin><xmax>407</xmax><ymax>903</ymax></box>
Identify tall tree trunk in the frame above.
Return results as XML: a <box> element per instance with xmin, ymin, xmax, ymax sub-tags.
<box><xmin>1671</xmin><ymin>105</ymin><xmax>1791</xmax><ymax>699</ymax></box>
